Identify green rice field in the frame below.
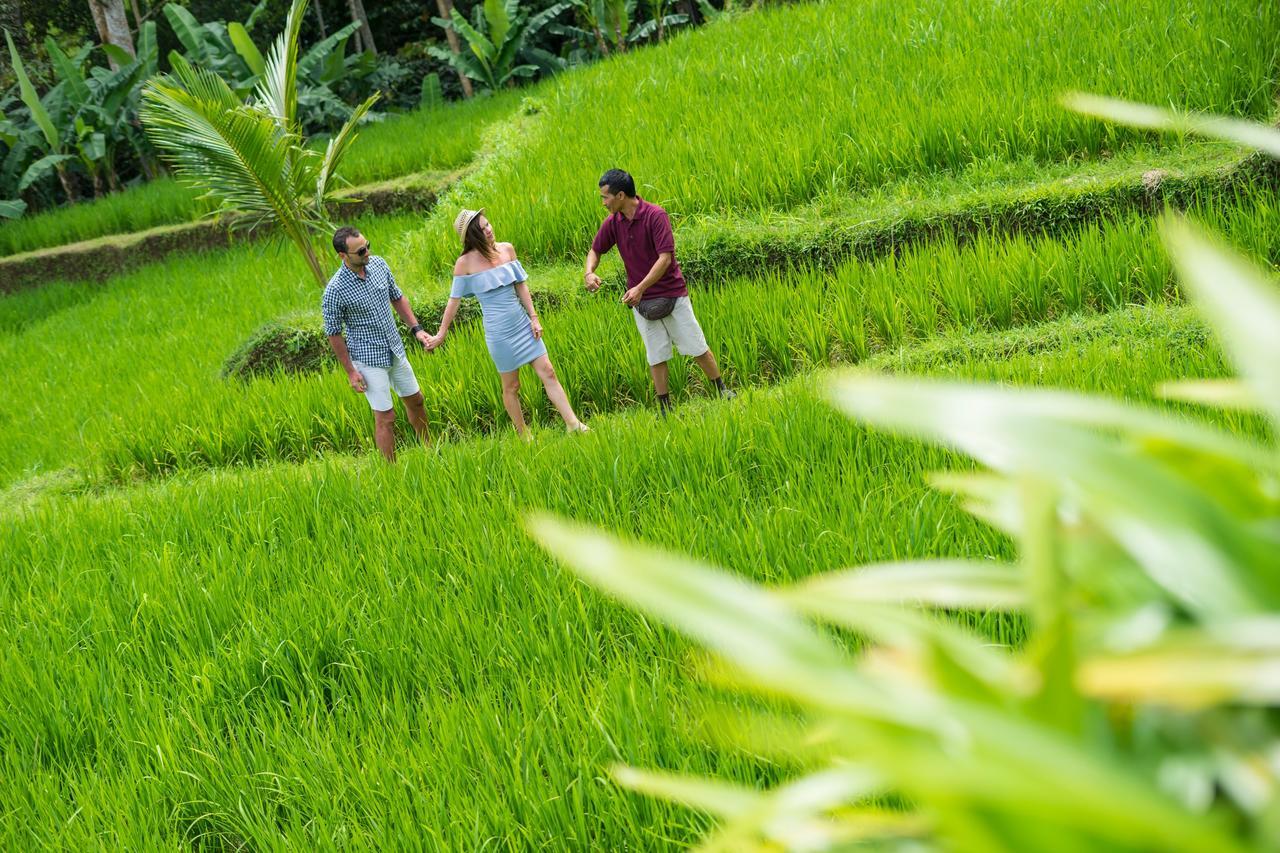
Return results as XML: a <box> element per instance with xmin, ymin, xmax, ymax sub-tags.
<box><xmin>2</xmin><ymin>0</ymin><xmax>1278</xmax><ymax>847</ymax></box>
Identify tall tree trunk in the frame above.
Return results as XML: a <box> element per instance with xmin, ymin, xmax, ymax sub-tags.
<box><xmin>594</xmin><ymin>28</ymin><xmax>610</xmax><ymax>56</ymax></box>
<box><xmin>55</xmin><ymin>164</ymin><xmax>80</xmax><ymax>204</ymax></box>
<box><xmin>105</xmin><ymin>157</ymin><xmax>121</xmax><ymax>193</ymax></box>
<box><xmin>87</xmin><ymin>0</ymin><xmax>135</xmax><ymax>70</ymax></box>
<box><xmin>313</xmin><ymin>0</ymin><xmax>328</xmax><ymax>38</ymax></box>
<box><xmin>346</xmin><ymin>0</ymin><xmax>377</xmax><ymax>56</ymax></box>
<box><xmin>433</xmin><ymin>0</ymin><xmax>474</xmax><ymax>98</ymax></box>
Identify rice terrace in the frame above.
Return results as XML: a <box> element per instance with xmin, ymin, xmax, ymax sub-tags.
<box><xmin>2</xmin><ymin>0</ymin><xmax>1279</xmax><ymax>848</ymax></box>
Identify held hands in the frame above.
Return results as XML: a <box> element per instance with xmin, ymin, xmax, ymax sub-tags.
<box><xmin>348</xmin><ymin>369</ymin><xmax>367</xmax><ymax>393</ymax></box>
<box><xmin>584</xmin><ymin>272</ymin><xmax>603</xmax><ymax>292</ymax></box>
<box><xmin>414</xmin><ymin>329</ymin><xmax>432</xmax><ymax>350</ymax></box>
<box><xmin>423</xmin><ymin>330</ymin><xmax>446</xmax><ymax>351</ymax></box>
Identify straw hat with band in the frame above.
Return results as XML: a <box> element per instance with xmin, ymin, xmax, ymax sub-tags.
<box><xmin>454</xmin><ymin>208</ymin><xmax>485</xmax><ymax>243</ymax></box>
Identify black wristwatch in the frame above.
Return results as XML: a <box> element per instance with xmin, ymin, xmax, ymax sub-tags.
<box><xmin>410</xmin><ymin>323</ymin><xmax>424</xmax><ymax>335</ymax></box>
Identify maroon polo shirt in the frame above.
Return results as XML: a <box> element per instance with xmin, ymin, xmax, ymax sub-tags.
<box><xmin>591</xmin><ymin>197</ymin><xmax>688</xmax><ymax>298</ymax></box>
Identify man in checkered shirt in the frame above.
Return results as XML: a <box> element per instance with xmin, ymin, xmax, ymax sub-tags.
<box><xmin>323</xmin><ymin>226</ymin><xmax>431</xmax><ymax>461</ymax></box>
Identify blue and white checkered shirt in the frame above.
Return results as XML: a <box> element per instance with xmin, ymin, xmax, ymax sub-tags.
<box><xmin>321</xmin><ymin>256</ymin><xmax>406</xmax><ymax>368</ymax></box>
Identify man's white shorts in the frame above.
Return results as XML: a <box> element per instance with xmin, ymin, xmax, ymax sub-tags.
<box><xmin>632</xmin><ymin>296</ymin><xmax>710</xmax><ymax>366</ymax></box>
<box><xmin>353</xmin><ymin>355</ymin><xmax>420</xmax><ymax>411</ymax></box>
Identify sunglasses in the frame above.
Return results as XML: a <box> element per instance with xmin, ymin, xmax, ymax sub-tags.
<box><xmin>348</xmin><ymin>244</ymin><xmax>370</xmax><ymax>256</ymax></box>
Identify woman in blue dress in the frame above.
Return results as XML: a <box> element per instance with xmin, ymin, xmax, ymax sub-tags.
<box><xmin>426</xmin><ymin>208</ymin><xmax>588</xmax><ymax>436</ymax></box>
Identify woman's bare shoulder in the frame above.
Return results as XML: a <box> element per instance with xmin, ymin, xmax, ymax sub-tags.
<box><xmin>453</xmin><ymin>252</ymin><xmax>480</xmax><ymax>275</ymax></box>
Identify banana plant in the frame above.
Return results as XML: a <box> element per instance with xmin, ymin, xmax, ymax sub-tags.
<box><xmin>1</xmin><ymin>92</ymin><xmax>31</xmax><ymax>217</ymax></box>
<box><xmin>164</xmin><ymin>0</ymin><xmax>373</xmax><ymax>135</ymax></box>
<box><xmin>141</xmin><ymin>0</ymin><xmax>378</xmax><ymax>287</ymax></box>
<box><xmin>0</xmin><ymin>110</ymin><xmax>26</xmax><ymax>218</ymax></box>
<box><xmin>631</xmin><ymin>0</ymin><xmax>690</xmax><ymax>43</ymax></box>
<box><xmin>429</xmin><ymin>0</ymin><xmax>571</xmax><ymax>92</ymax></box>
<box><xmin>46</xmin><ymin>24</ymin><xmax>160</xmax><ymax>193</ymax></box>
<box><xmin>162</xmin><ymin>0</ymin><xmax>272</xmax><ymax>96</ymax></box>
<box><xmin>295</xmin><ymin>23</ymin><xmax>380</xmax><ymax>134</ymax></box>
<box><xmin>554</xmin><ymin>0</ymin><xmax>684</xmax><ymax>58</ymax></box>
<box><xmin>4</xmin><ymin>29</ymin><xmax>79</xmax><ymax>204</ymax></box>
<box><xmin>1</xmin><ymin>22</ymin><xmax>163</xmax><ymax>212</ymax></box>
<box><xmin>554</xmin><ymin>0</ymin><xmax>632</xmax><ymax>57</ymax></box>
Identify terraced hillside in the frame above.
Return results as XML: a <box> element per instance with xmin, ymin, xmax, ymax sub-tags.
<box><xmin>1</xmin><ymin>0</ymin><xmax>1277</xmax><ymax>847</ymax></box>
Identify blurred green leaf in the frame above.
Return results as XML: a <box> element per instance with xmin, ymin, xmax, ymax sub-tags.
<box><xmin>1160</xmin><ymin>215</ymin><xmax>1280</xmax><ymax>432</ymax></box>
<box><xmin>780</xmin><ymin>595</ymin><xmax>1035</xmax><ymax>701</ymax></box>
<box><xmin>0</xmin><ymin>198</ymin><xmax>27</xmax><ymax>219</ymax></box>
<box><xmin>612</xmin><ymin>765</ymin><xmax>761</xmax><ymax>817</ymax></box>
<box><xmin>1079</xmin><ymin>618</ymin><xmax>1280</xmax><ymax>706</ymax></box>
<box><xmin>1160</xmin><ymin>379</ymin><xmax>1259</xmax><ymax>412</ymax></box>
<box><xmin>828</xmin><ymin>376</ymin><xmax>1278</xmax><ymax>617</ymax></box>
<box><xmin>1062</xmin><ymin>92</ymin><xmax>1280</xmax><ymax>159</ymax></box>
<box><xmin>787</xmin><ymin>559</ymin><xmax>1025</xmax><ymax>611</ymax></box>
<box><xmin>1020</xmin><ymin>477</ymin><xmax>1085</xmax><ymax>735</ymax></box>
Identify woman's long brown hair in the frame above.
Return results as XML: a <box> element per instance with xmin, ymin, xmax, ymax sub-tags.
<box><xmin>463</xmin><ymin>217</ymin><xmax>498</xmax><ymax>262</ymax></box>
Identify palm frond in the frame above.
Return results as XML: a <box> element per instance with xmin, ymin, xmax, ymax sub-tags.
<box><xmin>141</xmin><ymin>75</ymin><xmax>300</xmax><ymax>229</ymax></box>
<box><xmin>315</xmin><ymin>93</ymin><xmax>379</xmax><ymax>213</ymax></box>
<box><xmin>255</xmin><ymin>0</ymin><xmax>307</xmax><ymax>133</ymax></box>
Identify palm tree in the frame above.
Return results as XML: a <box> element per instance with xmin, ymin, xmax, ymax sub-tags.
<box><xmin>139</xmin><ymin>0</ymin><xmax>376</xmax><ymax>286</ymax></box>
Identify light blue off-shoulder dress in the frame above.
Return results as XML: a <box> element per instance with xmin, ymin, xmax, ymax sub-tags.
<box><xmin>450</xmin><ymin>259</ymin><xmax>547</xmax><ymax>372</ymax></box>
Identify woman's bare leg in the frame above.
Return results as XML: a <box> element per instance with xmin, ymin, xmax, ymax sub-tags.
<box><xmin>499</xmin><ymin>369</ymin><xmax>527</xmax><ymax>435</ymax></box>
<box><xmin>531</xmin><ymin>355</ymin><xmax>584</xmax><ymax>430</ymax></box>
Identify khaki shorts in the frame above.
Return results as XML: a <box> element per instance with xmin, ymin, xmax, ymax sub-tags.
<box><xmin>353</xmin><ymin>355</ymin><xmax>420</xmax><ymax>411</ymax></box>
<box><xmin>632</xmin><ymin>296</ymin><xmax>709</xmax><ymax>366</ymax></box>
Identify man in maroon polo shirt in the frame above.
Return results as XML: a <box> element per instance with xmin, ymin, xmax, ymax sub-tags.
<box><xmin>583</xmin><ymin>169</ymin><xmax>734</xmax><ymax>413</ymax></box>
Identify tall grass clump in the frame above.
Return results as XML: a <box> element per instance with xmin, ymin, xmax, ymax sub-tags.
<box><xmin>399</xmin><ymin>0</ymin><xmax>1280</xmax><ymax>270</ymax></box>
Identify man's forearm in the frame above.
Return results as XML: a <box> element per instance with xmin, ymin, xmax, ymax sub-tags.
<box><xmin>391</xmin><ymin>296</ymin><xmax>420</xmax><ymax>329</ymax></box>
<box><xmin>635</xmin><ymin>254</ymin><xmax>673</xmax><ymax>292</ymax></box>
<box><xmin>328</xmin><ymin>335</ymin><xmax>356</xmax><ymax>373</ymax></box>
<box><xmin>584</xmin><ymin>249</ymin><xmax>601</xmax><ymax>277</ymax></box>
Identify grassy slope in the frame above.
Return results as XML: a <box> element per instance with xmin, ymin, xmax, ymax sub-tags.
<box><xmin>3</xmin><ymin>0</ymin><xmax>1277</xmax><ymax>261</ymax></box>
<box><xmin>2</xmin><ymin>186</ymin><xmax>1278</xmax><ymax>486</ymax></box>
<box><xmin>396</xmin><ymin>0</ymin><xmax>1280</xmax><ymax>272</ymax></box>
<box><xmin>1</xmin><ymin>0</ymin><xmax>1278</xmax><ymax>844</ymax></box>
<box><xmin>0</xmin><ymin>304</ymin><xmax>1257</xmax><ymax>848</ymax></box>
